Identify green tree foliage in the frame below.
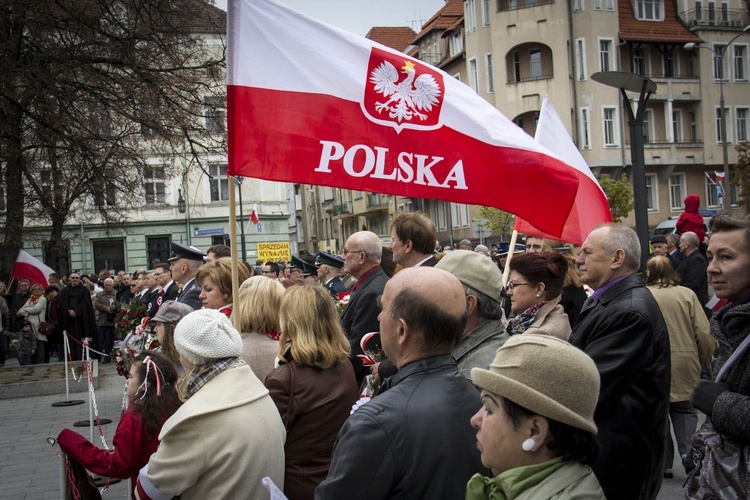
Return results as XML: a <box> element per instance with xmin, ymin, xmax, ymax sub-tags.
<box><xmin>473</xmin><ymin>207</ymin><xmax>515</xmax><ymax>241</ymax></box>
<box><xmin>597</xmin><ymin>173</ymin><xmax>634</xmax><ymax>223</ymax></box>
<box><xmin>733</xmin><ymin>142</ymin><xmax>750</xmax><ymax>211</ymax></box>
<box><xmin>0</xmin><ymin>0</ymin><xmax>226</xmax><ymax>277</ymax></box>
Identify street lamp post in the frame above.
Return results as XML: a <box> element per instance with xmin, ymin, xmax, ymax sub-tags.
<box><xmin>592</xmin><ymin>71</ymin><xmax>657</xmax><ymax>272</ymax></box>
<box><xmin>685</xmin><ymin>25</ymin><xmax>750</xmax><ymax>215</ymax></box>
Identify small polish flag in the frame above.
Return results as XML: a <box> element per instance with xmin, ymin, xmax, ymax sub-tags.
<box><xmin>706</xmin><ymin>295</ymin><xmax>728</xmax><ymax>313</ymax></box>
<box><xmin>714</xmin><ymin>171</ymin><xmax>726</xmax><ymax>181</ymax></box>
<box><xmin>12</xmin><ymin>250</ymin><xmax>56</xmax><ymax>288</ymax></box>
<box><xmin>250</xmin><ymin>203</ymin><xmax>259</xmax><ymax>225</ymax></box>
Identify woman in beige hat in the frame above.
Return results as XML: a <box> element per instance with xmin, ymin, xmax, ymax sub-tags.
<box><xmin>467</xmin><ymin>334</ymin><xmax>604</xmax><ymax>499</ymax></box>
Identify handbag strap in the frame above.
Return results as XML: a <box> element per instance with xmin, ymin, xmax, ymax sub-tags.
<box><xmin>716</xmin><ymin>333</ymin><xmax>750</xmax><ymax>382</ymax></box>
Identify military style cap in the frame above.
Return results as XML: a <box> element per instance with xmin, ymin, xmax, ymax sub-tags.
<box><xmin>315</xmin><ymin>251</ymin><xmax>344</xmax><ymax>269</ymax></box>
<box><xmin>291</xmin><ymin>255</ymin><xmax>318</xmax><ymax>276</ymax></box>
<box><xmin>650</xmin><ymin>235</ymin><xmax>668</xmax><ymax>245</ymax></box>
<box><xmin>168</xmin><ymin>242</ymin><xmax>207</xmax><ymax>262</ymax></box>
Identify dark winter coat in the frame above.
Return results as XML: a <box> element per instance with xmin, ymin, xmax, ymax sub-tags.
<box><xmin>570</xmin><ymin>273</ymin><xmax>671</xmax><ymax>500</ymax></box>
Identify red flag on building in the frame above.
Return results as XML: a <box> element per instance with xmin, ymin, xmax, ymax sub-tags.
<box><xmin>226</xmin><ymin>0</ymin><xmax>584</xmax><ymax>236</ymax></box>
<box><xmin>514</xmin><ymin>97</ymin><xmax>612</xmax><ymax>245</ymax></box>
<box><xmin>12</xmin><ymin>250</ymin><xmax>56</xmax><ymax>288</ymax></box>
<box><xmin>250</xmin><ymin>203</ymin><xmax>259</xmax><ymax>225</ymax></box>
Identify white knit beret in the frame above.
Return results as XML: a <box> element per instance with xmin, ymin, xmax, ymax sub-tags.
<box><xmin>174</xmin><ymin>309</ymin><xmax>243</xmax><ymax>365</ymax></box>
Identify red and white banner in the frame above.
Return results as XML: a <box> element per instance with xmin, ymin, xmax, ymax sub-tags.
<box><xmin>514</xmin><ymin>97</ymin><xmax>612</xmax><ymax>245</ymax></box>
<box><xmin>227</xmin><ymin>0</ymin><xmax>582</xmax><ymax>236</ymax></box>
<box><xmin>12</xmin><ymin>250</ymin><xmax>55</xmax><ymax>288</ymax></box>
<box><xmin>250</xmin><ymin>202</ymin><xmax>259</xmax><ymax>225</ymax></box>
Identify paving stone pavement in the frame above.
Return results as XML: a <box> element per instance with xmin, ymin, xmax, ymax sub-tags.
<box><xmin>0</xmin><ymin>357</ymin><xmax>129</xmax><ymax>499</ymax></box>
<box><xmin>0</xmin><ymin>356</ymin><xmax>695</xmax><ymax>500</ymax></box>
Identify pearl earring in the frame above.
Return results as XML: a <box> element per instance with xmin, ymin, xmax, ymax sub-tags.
<box><xmin>522</xmin><ymin>438</ymin><xmax>536</xmax><ymax>452</ymax></box>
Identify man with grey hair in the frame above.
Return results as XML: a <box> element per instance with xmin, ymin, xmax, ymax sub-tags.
<box><xmin>666</xmin><ymin>233</ymin><xmax>684</xmax><ymax>267</ymax></box>
<box><xmin>340</xmin><ymin>231</ymin><xmax>389</xmax><ymax>386</ymax></box>
<box><xmin>435</xmin><ymin>250</ymin><xmax>508</xmax><ymax>380</ymax></box>
<box><xmin>677</xmin><ymin>231</ymin><xmax>709</xmax><ymax>311</ymax></box>
<box><xmin>570</xmin><ymin>223</ymin><xmax>670</xmax><ymax>500</ymax></box>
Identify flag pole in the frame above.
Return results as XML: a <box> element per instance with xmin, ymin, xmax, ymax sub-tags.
<box><xmin>228</xmin><ymin>176</ymin><xmax>240</xmax><ymax>331</ymax></box>
<box><xmin>502</xmin><ymin>230</ymin><xmax>520</xmax><ymax>286</ymax></box>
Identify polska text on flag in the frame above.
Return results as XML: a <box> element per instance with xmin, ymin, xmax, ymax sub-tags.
<box><xmin>12</xmin><ymin>250</ymin><xmax>56</xmax><ymax>288</ymax></box>
<box><xmin>514</xmin><ymin>97</ymin><xmax>612</xmax><ymax>246</ymax></box>
<box><xmin>226</xmin><ymin>0</ymin><xmax>583</xmax><ymax>236</ymax></box>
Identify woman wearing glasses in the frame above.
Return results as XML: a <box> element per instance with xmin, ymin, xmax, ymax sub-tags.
<box><xmin>505</xmin><ymin>252</ymin><xmax>571</xmax><ymax>341</ymax></box>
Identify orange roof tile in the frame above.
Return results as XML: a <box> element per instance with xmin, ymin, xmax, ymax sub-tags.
<box><xmin>413</xmin><ymin>0</ymin><xmax>464</xmax><ymax>43</ymax></box>
<box><xmin>618</xmin><ymin>0</ymin><xmax>701</xmax><ymax>43</ymax></box>
<box><xmin>366</xmin><ymin>26</ymin><xmax>418</xmax><ymax>52</ymax></box>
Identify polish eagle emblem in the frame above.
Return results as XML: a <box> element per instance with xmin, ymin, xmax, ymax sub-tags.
<box><xmin>369</xmin><ymin>60</ymin><xmax>442</xmax><ymax>123</ymax></box>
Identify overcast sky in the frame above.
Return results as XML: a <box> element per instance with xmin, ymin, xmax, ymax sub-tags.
<box><xmin>213</xmin><ymin>0</ymin><xmax>447</xmax><ymax>36</ymax></box>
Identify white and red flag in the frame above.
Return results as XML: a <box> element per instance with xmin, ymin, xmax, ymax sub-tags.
<box><xmin>250</xmin><ymin>202</ymin><xmax>259</xmax><ymax>225</ymax></box>
<box><xmin>514</xmin><ymin>97</ymin><xmax>612</xmax><ymax>245</ymax></box>
<box><xmin>714</xmin><ymin>171</ymin><xmax>726</xmax><ymax>181</ymax></box>
<box><xmin>226</xmin><ymin>0</ymin><xmax>583</xmax><ymax>236</ymax></box>
<box><xmin>12</xmin><ymin>250</ymin><xmax>56</xmax><ymax>288</ymax></box>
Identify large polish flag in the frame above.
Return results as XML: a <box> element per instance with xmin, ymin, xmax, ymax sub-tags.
<box><xmin>227</xmin><ymin>0</ymin><xmax>583</xmax><ymax>236</ymax></box>
<box><xmin>514</xmin><ymin>97</ymin><xmax>612</xmax><ymax>245</ymax></box>
<box><xmin>12</xmin><ymin>250</ymin><xmax>56</xmax><ymax>288</ymax></box>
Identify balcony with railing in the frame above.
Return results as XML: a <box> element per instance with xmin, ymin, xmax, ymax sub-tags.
<box><xmin>332</xmin><ymin>202</ymin><xmax>352</xmax><ymax>217</ymax></box>
<box><xmin>366</xmin><ymin>193</ymin><xmax>389</xmax><ymax>211</ymax></box>
<box><xmin>497</xmin><ymin>0</ymin><xmax>555</xmax><ymax>12</ymax></box>
<box><xmin>683</xmin><ymin>7</ymin><xmax>749</xmax><ymax>28</ymax></box>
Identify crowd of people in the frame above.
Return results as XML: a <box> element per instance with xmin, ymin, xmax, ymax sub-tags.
<box><xmin>1</xmin><ymin>199</ymin><xmax>748</xmax><ymax>499</ymax></box>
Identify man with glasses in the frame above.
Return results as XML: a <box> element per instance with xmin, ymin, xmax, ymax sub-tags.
<box><xmin>261</xmin><ymin>262</ymin><xmax>280</xmax><ymax>279</ymax></box>
<box><xmin>339</xmin><ymin>231</ymin><xmax>389</xmax><ymax>386</ymax></box>
<box><xmin>154</xmin><ymin>263</ymin><xmax>179</xmax><ymax>302</ymax></box>
<box><xmin>54</xmin><ymin>271</ymin><xmax>97</xmax><ymax>361</ymax></box>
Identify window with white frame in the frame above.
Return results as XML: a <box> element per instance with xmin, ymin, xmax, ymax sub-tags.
<box><xmin>643</xmin><ymin>109</ymin><xmax>655</xmax><ymax>143</ymax></box>
<box><xmin>603</xmin><ymin>107</ymin><xmax>619</xmax><ymax>147</ymax></box>
<box><xmin>669</xmin><ymin>173</ymin><xmax>686</xmax><ymax>211</ymax></box>
<box><xmin>512</xmin><ymin>51</ymin><xmax>521</xmax><ymax>82</ymax></box>
<box><xmin>736</xmin><ymin>107</ymin><xmax>749</xmax><ymax>142</ymax></box>
<box><xmin>689</xmin><ymin>111</ymin><xmax>697</xmax><ymax>141</ymax></box>
<box><xmin>633</xmin><ymin>46</ymin><xmax>650</xmax><ymax>76</ymax></box>
<box><xmin>576</xmin><ymin>38</ymin><xmax>587</xmax><ymax>80</ymax></box>
<box><xmin>645</xmin><ymin>174</ymin><xmax>658</xmax><ymax>211</ymax></box>
<box><xmin>673</xmin><ymin>109</ymin><xmax>684</xmax><ymax>142</ymax></box>
<box><xmin>460</xmin><ymin>204</ymin><xmax>471</xmax><ymax>227</ymax></box>
<box><xmin>599</xmin><ymin>38</ymin><xmax>615</xmax><ymax>71</ymax></box>
<box><xmin>485</xmin><ymin>53</ymin><xmax>495</xmax><ymax>92</ymax></box>
<box><xmin>143</xmin><ymin>165</ymin><xmax>166</xmax><ymax>205</ymax></box>
<box><xmin>593</xmin><ymin>0</ymin><xmax>602</xmax><ymax>9</ymax></box>
<box><xmin>430</xmin><ymin>201</ymin><xmax>448</xmax><ymax>230</ymax></box>
<box><xmin>636</xmin><ymin>0</ymin><xmax>662</xmax><ymax>20</ymax></box>
<box><xmin>529</xmin><ymin>49</ymin><xmax>542</xmax><ymax>79</ymax></box>
<box><xmin>730</xmin><ymin>170</ymin><xmax>739</xmax><ymax>206</ymax></box>
<box><xmin>706</xmin><ymin>175</ymin><xmax>721</xmax><ymax>208</ymax></box>
<box><xmin>663</xmin><ymin>47</ymin><xmax>677</xmax><ymax>77</ymax></box>
<box><xmin>734</xmin><ymin>45</ymin><xmax>747</xmax><ymax>81</ymax></box>
<box><xmin>605</xmin><ymin>0</ymin><xmax>615</xmax><ymax>10</ymax></box>
<box><xmin>209</xmin><ymin>163</ymin><xmax>230</xmax><ymax>202</ymax></box>
<box><xmin>574</xmin><ymin>0</ymin><xmax>584</xmax><ymax>11</ymax></box>
<box><xmin>204</xmin><ymin>96</ymin><xmax>226</xmax><ymax>133</ymax></box>
<box><xmin>580</xmin><ymin>107</ymin><xmax>592</xmax><ymax>149</ymax></box>
<box><xmin>482</xmin><ymin>0</ymin><xmax>491</xmax><ymax>25</ymax></box>
<box><xmin>465</xmin><ymin>0</ymin><xmax>477</xmax><ymax>32</ymax></box>
<box><xmin>450</xmin><ymin>32</ymin><xmax>464</xmax><ymax>57</ymax></box>
<box><xmin>713</xmin><ymin>44</ymin><xmax>728</xmax><ymax>81</ymax></box>
<box><xmin>469</xmin><ymin>57</ymin><xmax>479</xmax><ymax>92</ymax></box>
<box><xmin>715</xmin><ymin>107</ymin><xmax>732</xmax><ymax>144</ymax></box>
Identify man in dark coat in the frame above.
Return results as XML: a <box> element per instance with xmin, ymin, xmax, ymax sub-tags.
<box><xmin>317</xmin><ymin>267</ymin><xmax>483</xmax><ymax>499</ymax></box>
<box><xmin>677</xmin><ymin>231</ymin><xmax>709</xmax><ymax>312</ymax></box>
<box><xmin>339</xmin><ymin>231</ymin><xmax>389</xmax><ymax>386</ymax></box>
<box><xmin>55</xmin><ymin>271</ymin><xmax>98</xmax><ymax>361</ymax></box>
<box><xmin>10</xmin><ymin>279</ymin><xmax>30</xmax><ymax>332</ymax></box>
<box><xmin>570</xmin><ymin>224</ymin><xmax>670</xmax><ymax>500</ymax></box>
<box><xmin>389</xmin><ymin>212</ymin><xmax>438</xmax><ymax>268</ymax></box>
<box><xmin>169</xmin><ymin>242</ymin><xmax>206</xmax><ymax>311</ymax></box>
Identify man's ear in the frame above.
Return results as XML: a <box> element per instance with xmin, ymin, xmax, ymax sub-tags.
<box><xmin>611</xmin><ymin>249</ymin><xmax>625</xmax><ymax>269</ymax></box>
<box><xmin>466</xmin><ymin>293</ymin><xmax>478</xmax><ymax>316</ymax></box>
<box><xmin>397</xmin><ymin>317</ymin><xmax>409</xmax><ymax>345</ymax></box>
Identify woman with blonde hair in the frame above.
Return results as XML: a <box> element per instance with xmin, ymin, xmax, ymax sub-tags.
<box><xmin>646</xmin><ymin>255</ymin><xmax>715</xmax><ymax>479</ymax></box>
<box><xmin>195</xmin><ymin>257</ymin><xmax>250</xmax><ymax>317</ymax></box>
<box><xmin>265</xmin><ymin>284</ymin><xmax>358</xmax><ymax>500</ymax></box>
<box><xmin>236</xmin><ymin>276</ymin><xmax>285</xmax><ymax>381</ymax></box>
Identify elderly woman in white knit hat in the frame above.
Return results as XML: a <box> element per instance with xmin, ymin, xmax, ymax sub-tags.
<box><xmin>467</xmin><ymin>334</ymin><xmax>605</xmax><ymax>499</ymax></box>
<box><xmin>135</xmin><ymin>309</ymin><xmax>285</xmax><ymax>500</ymax></box>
